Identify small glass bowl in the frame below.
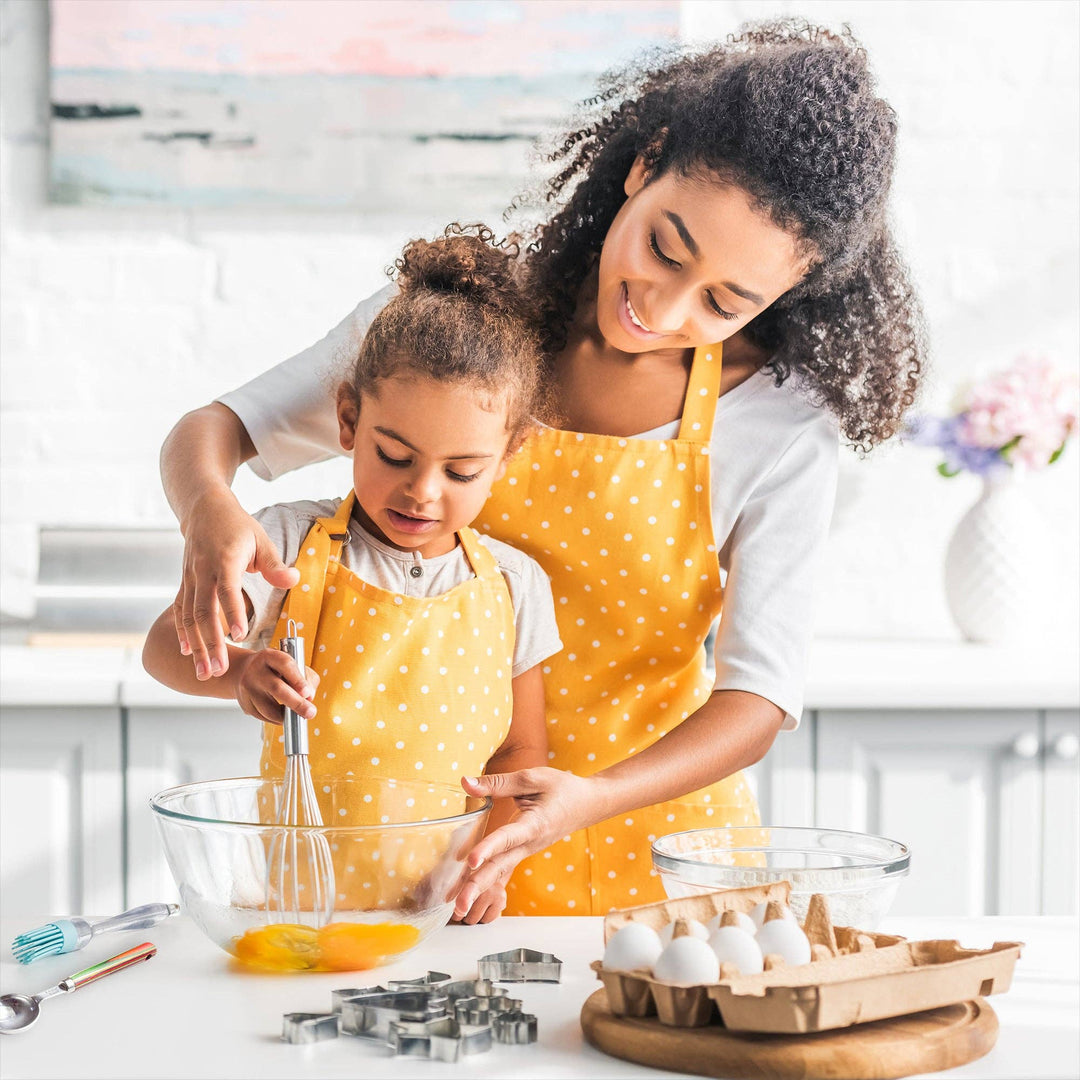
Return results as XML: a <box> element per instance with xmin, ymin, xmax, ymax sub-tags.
<box><xmin>151</xmin><ymin>775</ymin><xmax>490</xmax><ymax>972</ymax></box>
<box><xmin>652</xmin><ymin>826</ymin><xmax>910</xmax><ymax>928</ymax></box>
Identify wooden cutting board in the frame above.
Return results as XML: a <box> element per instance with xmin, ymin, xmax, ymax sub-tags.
<box><xmin>581</xmin><ymin>987</ymin><xmax>998</xmax><ymax>1080</ymax></box>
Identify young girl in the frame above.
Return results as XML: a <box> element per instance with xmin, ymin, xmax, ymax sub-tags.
<box><xmin>158</xmin><ymin>22</ymin><xmax>925</xmax><ymax>916</ymax></box>
<box><xmin>143</xmin><ymin>228</ymin><xmax>562</xmax><ymax>924</ymax></box>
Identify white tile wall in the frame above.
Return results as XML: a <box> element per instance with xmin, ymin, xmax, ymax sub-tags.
<box><xmin>1</xmin><ymin>0</ymin><xmax>1077</xmax><ymax>638</ymax></box>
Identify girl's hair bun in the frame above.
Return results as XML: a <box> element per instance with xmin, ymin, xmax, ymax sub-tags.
<box><xmin>394</xmin><ymin>223</ymin><xmax>528</xmax><ymax>320</ymax></box>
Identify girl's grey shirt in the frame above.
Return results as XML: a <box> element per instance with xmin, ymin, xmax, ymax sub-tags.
<box><xmin>218</xmin><ymin>285</ymin><xmax>839</xmax><ymax>730</ymax></box>
<box><xmin>243</xmin><ymin>496</ymin><xmax>563</xmax><ymax>680</ymax></box>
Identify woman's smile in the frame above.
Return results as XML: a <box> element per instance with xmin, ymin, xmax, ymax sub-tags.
<box><xmin>618</xmin><ymin>283</ymin><xmax>665</xmax><ymax>340</ymax></box>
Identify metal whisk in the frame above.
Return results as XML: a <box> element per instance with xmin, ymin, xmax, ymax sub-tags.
<box><xmin>266</xmin><ymin>620</ymin><xmax>335</xmax><ymax>926</ymax></box>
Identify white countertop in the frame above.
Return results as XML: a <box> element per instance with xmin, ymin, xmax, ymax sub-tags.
<box><xmin>0</xmin><ymin>914</ymin><xmax>1076</xmax><ymax>1079</ymax></box>
<box><xmin>2</xmin><ymin>638</ymin><xmax>1078</xmax><ymax>709</ymax></box>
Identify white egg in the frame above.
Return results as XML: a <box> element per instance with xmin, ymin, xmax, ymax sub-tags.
<box><xmin>653</xmin><ymin>935</ymin><xmax>721</xmax><ymax>985</ymax></box>
<box><xmin>706</xmin><ymin>909</ymin><xmax>756</xmax><ymax>935</ymax></box>
<box><xmin>755</xmin><ymin>917</ymin><xmax>812</xmax><ymax>967</ymax></box>
<box><xmin>658</xmin><ymin>917</ymin><xmax>709</xmax><ymax>944</ymax></box>
<box><xmin>750</xmin><ymin>900</ymin><xmax>796</xmax><ymax>930</ymax></box>
<box><xmin>708</xmin><ymin>925</ymin><xmax>764</xmax><ymax>975</ymax></box>
<box><xmin>602</xmin><ymin>922</ymin><xmax>664</xmax><ymax>973</ymax></box>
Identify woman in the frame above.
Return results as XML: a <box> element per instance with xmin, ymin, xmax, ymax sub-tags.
<box><xmin>159</xmin><ymin>21</ymin><xmax>924</xmax><ymax>917</ymax></box>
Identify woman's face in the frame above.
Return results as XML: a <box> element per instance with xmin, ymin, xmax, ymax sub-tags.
<box><xmin>596</xmin><ymin>158</ymin><xmax>808</xmax><ymax>355</ymax></box>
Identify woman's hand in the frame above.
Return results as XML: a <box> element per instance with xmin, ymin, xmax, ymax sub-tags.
<box><xmin>173</xmin><ymin>488</ymin><xmax>299</xmax><ymax>679</ymax></box>
<box><xmin>455</xmin><ymin>769</ymin><xmax>614</xmax><ymax>911</ymax></box>
<box><xmin>450</xmin><ymin>882</ymin><xmax>507</xmax><ymax>925</ymax></box>
<box><xmin>234</xmin><ymin>650</ymin><xmax>320</xmax><ymax>726</ymax></box>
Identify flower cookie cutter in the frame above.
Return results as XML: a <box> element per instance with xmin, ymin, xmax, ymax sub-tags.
<box><xmin>477</xmin><ymin>947</ymin><xmax>563</xmax><ymax>983</ymax></box>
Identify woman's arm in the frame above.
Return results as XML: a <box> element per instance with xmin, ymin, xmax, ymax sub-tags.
<box><xmin>161</xmin><ymin>403</ymin><xmax>299</xmax><ymax>680</ymax></box>
<box><xmin>452</xmin><ymin>663</ymin><xmax>549</xmax><ymax>924</ymax></box>
<box><xmin>458</xmin><ymin>689</ymin><xmax>784</xmax><ymax>899</ymax></box>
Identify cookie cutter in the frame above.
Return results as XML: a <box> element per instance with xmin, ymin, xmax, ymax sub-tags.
<box><xmin>387</xmin><ymin>971</ymin><xmax>451</xmax><ymax>991</ymax></box>
<box><xmin>492</xmin><ymin>1009</ymin><xmax>539</xmax><ymax>1045</ymax></box>
<box><xmin>477</xmin><ymin>948</ymin><xmax>563</xmax><ymax>983</ymax></box>
<box><xmin>388</xmin><ymin>1016</ymin><xmax>493</xmax><ymax>1062</ymax></box>
<box><xmin>281</xmin><ymin>1012</ymin><xmax>339</xmax><ymax>1044</ymax></box>
<box><xmin>440</xmin><ymin>977</ymin><xmax>509</xmax><ymax>1002</ymax></box>
<box><xmin>338</xmin><ymin>989</ymin><xmax>449</xmax><ymax>1040</ymax></box>
<box><xmin>331</xmin><ymin>985</ymin><xmax>385</xmax><ymax>1012</ymax></box>
<box><xmin>452</xmin><ymin>993</ymin><xmax>522</xmax><ymax>1025</ymax></box>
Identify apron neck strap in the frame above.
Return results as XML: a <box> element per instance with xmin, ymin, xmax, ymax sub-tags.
<box><xmin>281</xmin><ymin>494</ymin><xmax>354</xmax><ymax>640</ymax></box>
<box><xmin>677</xmin><ymin>343</ymin><xmax>724</xmax><ymax>441</ymax></box>
<box><xmin>457</xmin><ymin>525</ymin><xmax>499</xmax><ymax>582</ymax></box>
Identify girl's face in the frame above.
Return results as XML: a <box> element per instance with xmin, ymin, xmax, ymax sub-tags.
<box><xmin>596</xmin><ymin>158</ymin><xmax>808</xmax><ymax>355</ymax></box>
<box><xmin>338</xmin><ymin>374</ymin><xmax>512</xmax><ymax>559</ymax></box>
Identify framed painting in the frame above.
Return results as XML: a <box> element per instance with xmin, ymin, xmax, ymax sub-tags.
<box><xmin>49</xmin><ymin>0</ymin><xmax>680</xmax><ymax>210</ymax></box>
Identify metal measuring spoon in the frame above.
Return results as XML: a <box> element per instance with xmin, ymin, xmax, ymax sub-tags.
<box><xmin>0</xmin><ymin>941</ymin><xmax>155</xmax><ymax>1033</ymax></box>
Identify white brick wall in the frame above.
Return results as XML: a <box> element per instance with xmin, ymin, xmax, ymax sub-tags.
<box><xmin>2</xmin><ymin>0</ymin><xmax>1078</xmax><ymax>638</ymax></box>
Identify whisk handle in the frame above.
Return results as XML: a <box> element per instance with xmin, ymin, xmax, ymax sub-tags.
<box><xmin>279</xmin><ymin>629</ymin><xmax>308</xmax><ymax>757</ymax></box>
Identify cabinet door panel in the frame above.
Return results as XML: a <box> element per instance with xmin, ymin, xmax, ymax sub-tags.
<box><xmin>0</xmin><ymin>707</ymin><xmax>123</xmax><ymax>917</ymax></box>
<box><xmin>816</xmin><ymin>710</ymin><xmax>1042</xmax><ymax>917</ymax></box>
<box><xmin>125</xmin><ymin>707</ymin><xmax>262</xmax><ymax>906</ymax></box>
<box><xmin>745</xmin><ymin>710</ymin><xmax>815</xmax><ymax>826</ymax></box>
<box><xmin>1043</xmin><ymin>709</ymin><xmax>1080</xmax><ymax>915</ymax></box>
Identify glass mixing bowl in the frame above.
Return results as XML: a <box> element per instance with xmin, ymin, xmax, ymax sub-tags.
<box><xmin>652</xmin><ymin>826</ymin><xmax>910</xmax><ymax>928</ymax></box>
<box><xmin>151</xmin><ymin>776</ymin><xmax>490</xmax><ymax>972</ymax></box>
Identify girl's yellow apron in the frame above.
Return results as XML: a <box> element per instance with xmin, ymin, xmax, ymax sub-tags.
<box><xmin>475</xmin><ymin>343</ymin><xmax>759</xmax><ymax>915</ymax></box>
<box><xmin>258</xmin><ymin>492</ymin><xmax>515</xmax><ymax>909</ymax></box>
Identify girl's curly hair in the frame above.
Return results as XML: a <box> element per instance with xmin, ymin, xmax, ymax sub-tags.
<box><xmin>345</xmin><ymin>224</ymin><xmax>549</xmax><ymax>448</ymax></box>
<box><xmin>520</xmin><ymin>19</ymin><xmax>925</xmax><ymax>449</ymax></box>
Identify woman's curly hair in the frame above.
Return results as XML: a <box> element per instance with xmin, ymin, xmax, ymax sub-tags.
<box><xmin>344</xmin><ymin>224</ymin><xmax>550</xmax><ymax>448</ymax></box>
<box><xmin>519</xmin><ymin>19</ymin><xmax>925</xmax><ymax>449</ymax></box>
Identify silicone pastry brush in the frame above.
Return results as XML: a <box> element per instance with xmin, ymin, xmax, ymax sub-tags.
<box><xmin>11</xmin><ymin>903</ymin><xmax>179</xmax><ymax>964</ymax></box>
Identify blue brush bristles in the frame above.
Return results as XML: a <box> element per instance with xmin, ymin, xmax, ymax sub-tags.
<box><xmin>11</xmin><ymin>920</ymin><xmax>80</xmax><ymax>964</ymax></box>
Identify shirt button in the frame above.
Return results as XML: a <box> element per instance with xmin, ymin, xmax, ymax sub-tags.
<box><xmin>410</xmin><ymin>565</ymin><xmax>424</xmax><ymax>578</ymax></box>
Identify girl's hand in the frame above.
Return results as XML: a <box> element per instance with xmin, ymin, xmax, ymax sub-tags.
<box><xmin>173</xmin><ymin>488</ymin><xmax>299</xmax><ymax>680</ymax></box>
<box><xmin>451</xmin><ymin>882</ymin><xmax>507</xmax><ymax>925</ymax></box>
<box><xmin>234</xmin><ymin>650</ymin><xmax>320</xmax><ymax>726</ymax></box>
<box><xmin>456</xmin><ymin>769</ymin><xmax>610</xmax><ymax>911</ymax></box>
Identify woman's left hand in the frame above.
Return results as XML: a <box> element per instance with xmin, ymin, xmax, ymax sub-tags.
<box><xmin>456</xmin><ymin>768</ymin><xmax>610</xmax><ymax>911</ymax></box>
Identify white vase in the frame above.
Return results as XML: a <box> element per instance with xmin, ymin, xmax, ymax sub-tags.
<box><xmin>944</xmin><ymin>469</ymin><xmax>1046</xmax><ymax>643</ymax></box>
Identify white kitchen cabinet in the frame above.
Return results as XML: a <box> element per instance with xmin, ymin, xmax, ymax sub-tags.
<box><xmin>0</xmin><ymin>707</ymin><xmax>124</xmax><ymax>918</ymax></box>
<box><xmin>124</xmin><ymin>706</ymin><xmax>263</xmax><ymax>906</ymax></box>
<box><xmin>745</xmin><ymin>710</ymin><xmax>815</xmax><ymax>827</ymax></box>
<box><xmin>1042</xmin><ymin>709</ymin><xmax>1080</xmax><ymax>915</ymax></box>
<box><xmin>815</xmin><ymin>709</ymin><xmax>1046</xmax><ymax>918</ymax></box>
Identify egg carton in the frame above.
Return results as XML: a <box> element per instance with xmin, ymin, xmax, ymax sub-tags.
<box><xmin>592</xmin><ymin>888</ymin><xmax>1022</xmax><ymax>1033</ymax></box>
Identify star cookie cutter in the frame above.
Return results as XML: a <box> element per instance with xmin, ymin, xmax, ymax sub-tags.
<box><xmin>336</xmin><ymin>989</ymin><xmax>449</xmax><ymax>1040</ymax></box>
<box><xmin>477</xmin><ymin>947</ymin><xmax>563</xmax><ymax>983</ymax></box>
<box><xmin>388</xmin><ymin>1016</ymin><xmax>493</xmax><ymax>1061</ymax></box>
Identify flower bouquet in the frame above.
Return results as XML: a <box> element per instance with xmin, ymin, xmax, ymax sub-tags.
<box><xmin>908</xmin><ymin>356</ymin><xmax>1078</xmax><ymax>643</ymax></box>
<box><xmin>908</xmin><ymin>355</ymin><xmax>1078</xmax><ymax>477</ymax></box>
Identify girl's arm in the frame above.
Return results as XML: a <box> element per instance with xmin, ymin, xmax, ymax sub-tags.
<box><xmin>161</xmin><ymin>403</ymin><xmax>299</xmax><ymax>680</ymax></box>
<box><xmin>457</xmin><ymin>689</ymin><xmax>784</xmax><ymax>903</ymax></box>
<box><xmin>452</xmin><ymin>663</ymin><xmax>548</xmax><ymax>923</ymax></box>
<box><xmin>142</xmin><ymin>607</ymin><xmax>318</xmax><ymax>723</ymax></box>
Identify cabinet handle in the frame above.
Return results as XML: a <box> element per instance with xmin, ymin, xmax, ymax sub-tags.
<box><xmin>1011</xmin><ymin>733</ymin><xmax>1040</xmax><ymax>759</ymax></box>
<box><xmin>1052</xmin><ymin>733</ymin><xmax>1079</xmax><ymax>760</ymax></box>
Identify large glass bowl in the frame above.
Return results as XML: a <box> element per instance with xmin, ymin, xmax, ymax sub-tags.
<box><xmin>151</xmin><ymin>776</ymin><xmax>490</xmax><ymax>972</ymax></box>
<box><xmin>652</xmin><ymin>826</ymin><xmax>910</xmax><ymax>928</ymax></box>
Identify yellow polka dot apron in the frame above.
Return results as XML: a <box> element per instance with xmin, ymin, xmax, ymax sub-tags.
<box><xmin>258</xmin><ymin>492</ymin><xmax>515</xmax><ymax>909</ymax></box>
<box><xmin>476</xmin><ymin>343</ymin><xmax>760</xmax><ymax>915</ymax></box>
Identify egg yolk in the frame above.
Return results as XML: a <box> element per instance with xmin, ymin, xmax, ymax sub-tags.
<box><xmin>233</xmin><ymin>921</ymin><xmax>421</xmax><ymax>972</ymax></box>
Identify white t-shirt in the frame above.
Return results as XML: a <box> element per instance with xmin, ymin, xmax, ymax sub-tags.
<box><xmin>242</xmin><ymin>498</ymin><xmax>562</xmax><ymax>679</ymax></box>
<box><xmin>218</xmin><ymin>287</ymin><xmax>839</xmax><ymax>729</ymax></box>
